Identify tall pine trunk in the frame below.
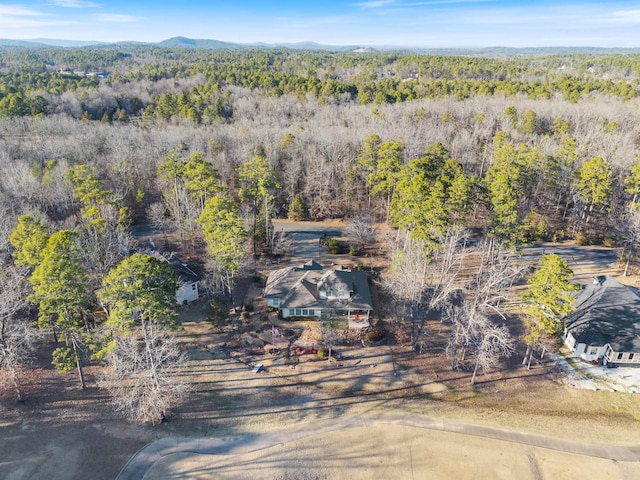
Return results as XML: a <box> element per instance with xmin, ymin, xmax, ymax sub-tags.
<box><xmin>72</xmin><ymin>338</ymin><xmax>86</xmax><ymax>390</ymax></box>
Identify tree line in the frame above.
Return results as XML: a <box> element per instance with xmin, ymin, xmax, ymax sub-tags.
<box><xmin>2</xmin><ymin>47</ymin><xmax>640</xmax><ymax>122</ymax></box>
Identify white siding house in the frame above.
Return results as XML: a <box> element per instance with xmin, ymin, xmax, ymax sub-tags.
<box><xmin>264</xmin><ymin>260</ymin><xmax>372</xmax><ymax>323</ymax></box>
<box><xmin>563</xmin><ymin>276</ymin><xmax>640</xmax><ymax>366</ymax></box>
<box><xmin>151</xmin><ymin>251</ymin><xmax>199</xmax><ymax>305</ymax></box>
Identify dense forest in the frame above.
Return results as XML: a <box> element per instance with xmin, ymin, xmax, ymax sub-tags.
<box><xmin>2</xmin><ymin>45</ymin><xmax>640</xmax><ymax>421</ymax></box>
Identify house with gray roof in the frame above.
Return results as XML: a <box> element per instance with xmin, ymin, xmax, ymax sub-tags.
<box><xmin>563</xmin><ymin>276</ymin><xmax>640</xmax><ymax>366</ymax></box>
<box><xmin>150</xmin><ymin>251</ymin><xmax>199</xmax><ymax>305</ymax></box>
<box><xmin>264</xmin><ymin>260</ymin><xmax>372</xmax><ymax>323</ymax></box>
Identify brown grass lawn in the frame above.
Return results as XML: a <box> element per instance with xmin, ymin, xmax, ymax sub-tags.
<box><xmin>1</xmin><ymin>222</ymin><xmax>639</xmax><ymax>479</ymax></box>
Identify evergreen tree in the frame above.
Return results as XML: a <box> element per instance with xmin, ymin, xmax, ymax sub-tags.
<box><xmin>577</xmin><ymin>156</ymin><xmax>612</xmax><ymax>225</ymax></box>
<box><xmin>98</xmin><ymin>253</ymin><xmax>179</xmax><ymax>332</ymax></box>
<box><xmin>521</xmin><ymin>253</ymin><xmax>579</xmax><ymax>365</ymax></box>
<box><xmin>197</xmin><ymin>195</ymin><xmax>247</xmax><ymax>295</ymax></box>
<box><xmin>288</xmin><ymin>193</ymin><xmax>307</xmax><ymax>221</ymax></box>
<box><xmin>391</xmin><ymin>143</ymin><xmax>472</xmax><ymax>248</ymax></box>
<box><xmin>182</xmin><ymin>152</ymin><xmax>221</xmax><ymax>209</ymax></box>
<box><xmin>238</xmin><ymin>152</ymin><xmax>278</xmax><ymax>255</ymax></box>
<box><xmin>28</xmin><ymin>230</ymin><xmax>90</xmax><ymax>388</ymax></box>
<box><xmin>9</xmin><ymin>214</ymin><xmax>49</xmax><ymax>267</ymax></box>
<box><xmin>624</xmin><ymin>154</ymin><xmax>640</xmax><ymax>209</ymax></box>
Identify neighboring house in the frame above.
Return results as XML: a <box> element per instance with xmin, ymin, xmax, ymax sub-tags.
<box><xmin>563</xmin><ymin>276</ymin><xmax>640</xmax><ymax>366</ymax></box>
<box><xmin>151</xmin><ymin>251</ymin><xmax>199</xmax><ymax>304</ymax></box>
<box><xmin>264</xmin><ymin>260</ymin><xmax>373</xmax><ymax>321</ymax></box>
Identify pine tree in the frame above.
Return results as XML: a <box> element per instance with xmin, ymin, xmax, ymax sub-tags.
<box><xmin>28</xmin><ymin>231</ymin><xmax>90</xmax><ymax>388</ymax></box>
<box><xmin>521</xmin><ymin>253</ymin><xmax>579</xmax><ymax>366</ymax></box>
<box><xmin>288</xmin><ymin>193</ymin><xmax>307</xmax><ymax>221</ymax></box>
<box><xmin>197</xmin><ymin>195</ymin><xmax>247</xmax><ymax>295</ymax></box>
<box><xmin>9</xmin><ymin>214</ymin><xmax>49</xmax><ymax>267</ymax></box>
<box><xmin>577</xmin><ymin>156</ymin><xmax>612</xmax><ymax>225</ymax></box>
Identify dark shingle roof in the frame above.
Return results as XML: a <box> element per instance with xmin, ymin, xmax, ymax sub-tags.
<box><xmin>264</xmin><ymin>261</ymin><xmax>372</xmax><ymax>312</ymax></box>
<box><xmin>150</xmin><ymin>251</ymin><xmax>198</xmax><ymax>284</ymax></box>
<box><xmin>565</xmin><ymin>276</ymin><xmax>640</xmax><ymax>352</ymax></box>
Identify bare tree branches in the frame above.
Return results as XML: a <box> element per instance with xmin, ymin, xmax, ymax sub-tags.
<box><xmin>0</xmin><ymin>265</ymin><xmax>40</xmax><ymax>402</ymax></box>
<box><xmin>345</xmin><ymin>214</ymin><xmax>376</xmax><ymax>252</ymax></box>
<box><xmin>382</xmin><ymin>228</ymin><xmax>468</xmax><ymax>352</ymax></box>
<box><xmin>444</xmin><ymin>245</ymin><xmax>525</xmax><ymax>383</ymax></box>
<box><xmin>98</xmin><ymin>323</ymin><xmax>189</xmax><ymax>425</ymax></box>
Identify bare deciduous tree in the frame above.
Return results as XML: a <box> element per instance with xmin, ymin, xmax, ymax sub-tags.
<box><xmin>0</xmin><ymin>265</ymin><xmax>40</xmax><ymax>402</ymax></box>
<box><xmin>345</xmin><ymin>214</ymin><xmax>376</xmax><ymax>252</ymax></box>
<box><xmin>469</xmin><ymin>315</ymin><xmax>515</xmax><ymax>385</ymax></box>
<box><xmin>382</xmin><ymin>228</ymin><xmax>467</xmax><ymax>352</ymax></box>
<box><xmin>98</xmin><ymin>322</ymin><xmax>189</xmax><ymax>425</ymax></box>
<box><xmin>267</xmin><ymin>228</ymin><xmax>292</xmax><ymax>257</ymax></box>
<box><xmin>382</xmin><ymin>234</ymin><xmax>429</xmax><ymax>351</ymax></box>
<box><xmin>444</xmin><ymin>244</ymin><xmax>524</xmax><ymax>383</ymax></box>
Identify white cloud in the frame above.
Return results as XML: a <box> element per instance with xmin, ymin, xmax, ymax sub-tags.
<box><xmin>93</xmin><ymin>14</ymin><xmax>138</xmax><ymax>23</ymax></box>
<box><xmin>355</xmin><ymin>0</ymin><xmax>396</xmax><ymax>8</ymax></box>
<box><xmin>49</xmin><ymin>0</ymin><xmax>99</xmax><ymax>7</ymax></box>
<box><xmin>0</xmin><ymin>5</ymin><xmax>44</xmax><ymax>17</ymax></box>
<box><xmin>0</xmin><ymin>5</ymin><xmax>75</xmax><ymax>30</ymax></box>
<box><xmin>611</xmin><ymin>9</ymin><xmax>640</xmax><ymax>23</ymax></box>
<box><xmin>356</xmin><ymin>0</ymin><xmax>491</xmax><ymax>8</ymax></box>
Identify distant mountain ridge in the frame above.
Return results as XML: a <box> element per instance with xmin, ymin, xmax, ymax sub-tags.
<box><xmin>2</xmin><ymin>36</ymin><xmax>640</xmax><ymax>55</ymax></box>
<box><xmin>157</xmin><ymin>36</ymin><xmax>241</xmax><ymax>49</ymax></box>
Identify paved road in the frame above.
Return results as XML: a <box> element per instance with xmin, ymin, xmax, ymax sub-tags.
<box><xmin>272</xmin><ymin>219</ymin><xmax>344</xmax><ymax>263</ymax></box>
<box><xmin>117</xmin><ymin>412</ymin><xmax>639</xmax><ymax>479</ymax></box>
<box><xmin>520</xmin><ymin>242</ymin><xmax>620</xmax><ymax>283</ymax></box>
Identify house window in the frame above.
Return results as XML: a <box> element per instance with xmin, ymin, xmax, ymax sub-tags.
<box><xmin>308</xmin><ymin>309</ymin><xmax>315</xmax><ymax>316</ymax></box>
<box><xmin>294</xmin><ymin>309</ymin><xmax>302</xmax><ymax>316</ymax></box>
<box><xmin>617</xmin><ymin>352</ymin><xmax>624</xmax><ymax>360</ymax></box>
<box><xmin>630</xmin><ymin>353</ymin><xmax>635</xmax><ymax>360</ymax></box>
<box><xmin>272</xmin><ymin>298</ymin><xmax>280</xmax><ymax>307</ymax></box>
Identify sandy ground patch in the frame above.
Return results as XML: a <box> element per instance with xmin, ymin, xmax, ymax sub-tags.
<box><xmin>141</xmin><ymin>423</ymin><xmax>640</xmax><ymax>480</ymax></box>
<box><xmin>554</xmin><ymin>356</ymin><xmax>640</xmax><ymax>392</ymax></box>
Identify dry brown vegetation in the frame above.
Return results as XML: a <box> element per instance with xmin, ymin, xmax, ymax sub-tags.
<box><xmin>2</xmin><ymin>221</ymin><xmax>639</xmax><ymax>479</ymax></box>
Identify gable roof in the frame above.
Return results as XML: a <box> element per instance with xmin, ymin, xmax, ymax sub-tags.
<box><xmin>264</xmin><ymin>261</ymin><xmax>372</xmax><ymax>312</ymax></box>
<box><xmin>318</xmin><ymin>268</ymin><xmax>354</xmax><ymax>295</ymax></box>
<box><xmin>565</xmin><ymin>276</ymin><xmax>640</xmax><ymax>352</ymax></box>
<box><xmin>150</xmin><ymin>251</ymin><xmax>198</xmax><ymax>284</ymax></box>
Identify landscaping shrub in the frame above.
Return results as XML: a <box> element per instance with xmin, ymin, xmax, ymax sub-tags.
<box><xmin>207</xmin><ymin>297</ymin><xmax>229</xmax><ymax>327</ymax></box>
<box><xmin>575</xmin><ymin>230</ymin><xmax>592</xmax><ymax>246</ymax></box>
<box><xmin>364</xmin><ymin>325</ymin><xmax>386</xmax><ymax>343</ymax></box>
<box><xmin>522</xmin><ymin>211</ymin><xmax>549</xmax><ymax>242</ymax></box>
<box><xmin>325</xmin><ymin>237</ymin><xmax>340</xmax><ymax>254</ymax></box>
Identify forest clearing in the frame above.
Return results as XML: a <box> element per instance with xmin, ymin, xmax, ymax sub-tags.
<box><xmin>2</xmin><ymin>46</ymin><xmax>640</xmax><ymax>478</ymax></box>
<box><xmin>3</xmin><ymin>220</ymin><xmax>640</xmax><ymax>479</ymax></box>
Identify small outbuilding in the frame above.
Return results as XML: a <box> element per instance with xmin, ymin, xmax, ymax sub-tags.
<box><xmin>151</xmin><ymin>251</ymin><xmax>199</xmax><ymax>304</ymax></box>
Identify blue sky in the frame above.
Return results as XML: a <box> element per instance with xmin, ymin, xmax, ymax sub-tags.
<box><xmin>2</xmin><ymin>1</ymin><xmax>640</xmax><ymax>47</ymax></box>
